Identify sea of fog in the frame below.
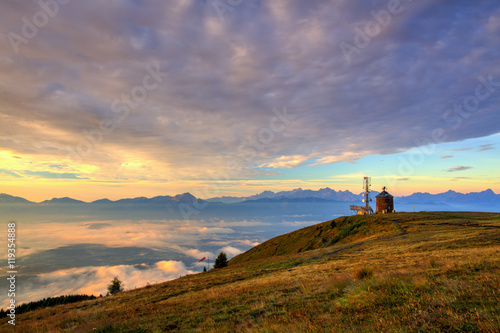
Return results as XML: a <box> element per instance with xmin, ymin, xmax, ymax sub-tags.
<box><xmin>1</xmin><ymin>201</ymin><xmax>498</xmax><ymax>308</ymax></box>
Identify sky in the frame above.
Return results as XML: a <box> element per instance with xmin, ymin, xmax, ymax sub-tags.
<box><xmin>0</xmin><ymin>0</ymin><xmax>500</xmax><ymax>202</ymax></box>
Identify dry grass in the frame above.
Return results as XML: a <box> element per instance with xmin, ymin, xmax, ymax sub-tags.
<box><xmin>2</xmin><ymin>212</ymin><xmax>500</xmax><ymax>332</ymax></box>
<box><xmin>354</xmin><ymin>267</ymin><xmax>373</xmax><ymax>280</ymax></box>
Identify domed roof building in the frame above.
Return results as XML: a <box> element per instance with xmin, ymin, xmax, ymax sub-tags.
<box><xmin>376</xmin><ymin>187</ymin><xmax>394</xmax><ymax>214</ymax></box>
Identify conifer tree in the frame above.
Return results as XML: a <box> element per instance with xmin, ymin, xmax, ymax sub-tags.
<box><xmin>213</xmin><ymin>252</ymin><xmax>228</xmax><ymax>269</ymax></box>
<box><xmin>107</xmin><ymin>277</ymin><xmax>124</xmax><ymax>295</ymax></box>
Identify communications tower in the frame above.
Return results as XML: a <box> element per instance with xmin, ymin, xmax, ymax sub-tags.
<box><xmin>350</xmin><ymin>176</ymin><xmax>373</xmax><ymax>215</ymax></box>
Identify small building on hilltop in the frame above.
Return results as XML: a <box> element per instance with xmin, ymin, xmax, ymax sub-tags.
<box><xmin>376</xmin><ymin>187</ymin><xmax>394</xmax><ymax>214</ymax></box>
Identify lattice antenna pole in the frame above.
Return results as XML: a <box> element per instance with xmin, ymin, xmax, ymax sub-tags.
<box><xmin>363</xmin><ymin>177</ymin><xmax>371</xmax><ymax>210</ymax></box>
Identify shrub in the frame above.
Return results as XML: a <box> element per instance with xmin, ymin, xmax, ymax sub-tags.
<box><xmin>355</xmin><ymin>267</ymin><xmax>373</xmax><ymax>280</ymax></box>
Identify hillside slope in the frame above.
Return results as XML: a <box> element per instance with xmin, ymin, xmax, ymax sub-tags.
<box><xmin>229</xmin><ymin>214</ymin><xmax>402</xmax><ymax>265</ymax></box>
<box><xmin>2</xmin><ymin>212</ymin><xmax>500</xmax><ymax>332</ymax></box>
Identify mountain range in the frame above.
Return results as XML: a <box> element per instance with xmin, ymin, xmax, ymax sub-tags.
<box><xmin>0</xmin><ymin>192</ymin><xmax>202</xmax><ymax>205</ymax></box>
<box><xmin>210</xmin><ymin>188</ymin><xmax>365</xmax><ymax>203</ymax></box>
<box><xmin>1</xmin><ymin>188</ymin><xmax>499</xmax><ymax>206</ymax></box>
<box><xmin>207</xmin><ymin>188</ymin><xmax>500</xmax><ymax>205</ymax></box>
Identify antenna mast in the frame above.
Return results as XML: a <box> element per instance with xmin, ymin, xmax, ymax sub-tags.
<box><xmin>350</xmin><ymin>176</ymin><xmax>373</xmax><ymax>215</ymax></box>
<box><xmin>363</xmin><ymin>177</ymin><xmax>371</xmax><ymax>210</ymax></box>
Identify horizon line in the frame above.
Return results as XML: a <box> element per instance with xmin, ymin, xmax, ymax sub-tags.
<box><xmin>1</xmin><ymin>188</ymin><xmax>497</xmax><ymax>204</ymax></box>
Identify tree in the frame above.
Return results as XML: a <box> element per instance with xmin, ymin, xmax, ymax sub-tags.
<box><xmin>213</xmin><ymin>252</ymin><xmax>228</xmax><ymax>269</ymax></box>
<box><xmin>107</xmin><ymin>277</ymin><xmax>124</xmax><ymax>295</ymax></box>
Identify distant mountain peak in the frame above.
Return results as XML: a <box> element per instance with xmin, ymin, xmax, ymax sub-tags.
<box><xmin>174</xmin><ymin>192</ymin><xmax>195</xmax><ymax>199</ymax></box>
<box><xmin>41</xmin><ymin>197</ymin><xmax>86</xmax><ymax>204</ymax></box>
<box><xmin>0</xmin><ymin>193</ymin><xmax>33</xmax><ymax>204</ymax></box>
<box><xmin>261</xmin><ymin>190</ymin><xmax>276</xmax><ymax>194</ymax></box>
<box><xmin>172</xmin><ymin>193</ymin><xmax>198</xmax><ymax>204</ymax></box>
<box><xmin>91</xmin><ymin>198</ymin><xmax>114</xmax><ymax>204</ymax></box>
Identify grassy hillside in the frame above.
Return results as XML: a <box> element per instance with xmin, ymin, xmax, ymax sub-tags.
<box><xmin>229</xmin><ymin>214</ymin><xmax>402</xmax><ymax>265</ymax></box>
<box><xmin>2</xmin><ymin>212</ymin><xmax>500</xmax><ymax>332</ymax></box>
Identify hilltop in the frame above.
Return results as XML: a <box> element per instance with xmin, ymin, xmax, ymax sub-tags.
<box><xmin>2</xmin><ymin>212</ymin><xmax>500</xmax><ymax>332</ymax></box>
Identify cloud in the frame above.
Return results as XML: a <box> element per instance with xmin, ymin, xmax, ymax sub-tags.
<box><xmin>210</xmin><ymin>220</ymin><xmax>272</xmax><ymax>228</ymax></box>
<box><xmin>445</xmin><ymin>166</ymin><xmax>473</xmax><ymax>172</ymax></box>
<box><xmin>239</xmin><ymin>240</ymin><xmax>260</xmax><ymax>247</ymax></box>
<box><xmin>13</xmin><ymin>219</ymin><xmax>265</xmax><ymax>267</ymax></box>
<box><xmin>450</xmin><ymin>177</ymin><xmax>472</xmax><ymax>181</ymax></box>
<box><xmin>0</xmin><ymin>215</ymin><xmax>284</xmax><ymax>308</ymax></box>
<box><xmin>198</xmin><ymin>227</ymin><xmax>235</xmax><ymax>234</ymax></box>
<box><xmin>0</xmin><ymin>0</ymin><xmax>499</xmax><ymax>185</ymax></box>
<box><xmin>23</xmin><ymin>171</ymin><xmax>86</xmax><ymax>179</ymax></box>
<box><xmin>311</xmin><ymin>151</ymin><xmax>375</xmax><ymax>166</ymax></box>
<box><xmin>84</xmin><ymin>222</ymin><xmax>112</xmax><ymax>230</ymax></box>
<box><xmin>2</xmin><ymin>261</ymin><xmax>194</xmax><ymax>309</ymax></box>
<box><xmin>15</xmin><ymin>220</ymin><xmax>227</xmax><ymax>258</ymax></box>
<box><xmin>478</xmin><ymin>144</ymin><xmax>495</xmax><ymax>151</ymax></box>
<box><xmin>395</xmin><ymin>178</ymin><xmax>410</xmax><ymax>181</ymax></box>
<box><xmin>175</xmin><ymin>247</ymin><xmax>214</xmax><ymax>261</ymax></box>
<box><xmin>261</xmin><ymin>155</ymin><xmax>311</xmax><ymax>169</ymax></box>
<box><xmin>220</xmin><ymin>246</ymin><xmax>243</xmax><ymax>258</ymax></box>
<box><xmin>0</xmin><ymin>169</ymin><xmax>22</xmax><ymax>178</ymax></box>
<box><xmin>440</xmin><ymin>155</ymin><xmax>453</xmax><ymax>159</ymax></box>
